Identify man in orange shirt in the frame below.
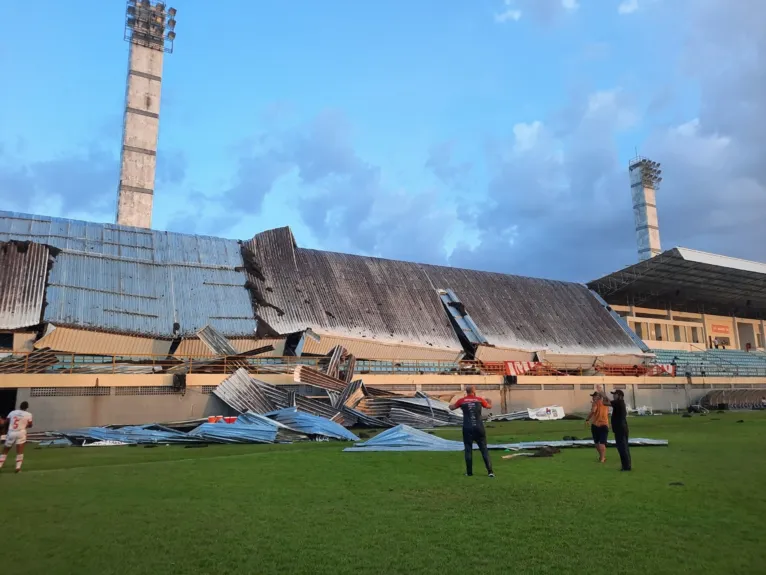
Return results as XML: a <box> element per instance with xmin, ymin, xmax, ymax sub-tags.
<box><xmin>585</xmin><ymin>392</ymin><xmax>609</xmax><ymax>463</ymax></box>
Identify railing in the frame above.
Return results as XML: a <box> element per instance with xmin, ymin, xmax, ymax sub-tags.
<box><xmin>2</xmin><ymin>351</ymin><xmax>764</xmax><ymax>378</ymax></box>
<box><xmin>0</xmin><ymin>352</ymin><xmax>487</xmax><ymax>376</ymax></box>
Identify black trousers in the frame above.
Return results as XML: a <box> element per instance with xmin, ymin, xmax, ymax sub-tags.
<box><xmin>463</xmin><ymin>428</ymin><xmax>493</xmax><ymax>475</ymax></box>
<box><xmin>613</xmin><ymin>425</ymin><xmax>632</xmax><ymax>470</ymax></box>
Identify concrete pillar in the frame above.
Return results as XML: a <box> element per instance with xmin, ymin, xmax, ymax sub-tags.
<box><xmin>760</xmin><ymin>320</ymin><xmax>766</xmax><ymax>350</ymax></box>
<box><xmin>733</xmin><ymin>316</ymin><xmax>741</xmax><ymax>350</ymax></box>
<box><xmin>116</xmin><ymin>42</ymin><xmax>164</xmax><ymax>228</ymax></box>
<box><xmin>701</xmin><ymin>313</ymin><xmax>709</xmax><ymax>348</ymax></box>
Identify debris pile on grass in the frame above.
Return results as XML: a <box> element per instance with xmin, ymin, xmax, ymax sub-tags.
<box><xmin>44</xmin><ymin>335</ymin><xmax>462</xmax><ymax>446</ymax></box>
<box><xmin>343</xmin><ymin>425</ymin><xmax>670</xmax><ymax>453</ymax></box>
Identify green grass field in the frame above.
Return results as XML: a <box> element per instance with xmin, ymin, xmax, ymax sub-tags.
<box><xmin>4</xmin><ymin>412</ymin><xmax>766</xmax><ymax>574</ymax></box>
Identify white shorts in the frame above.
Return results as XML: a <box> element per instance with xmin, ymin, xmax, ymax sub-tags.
<box><xmin>4</xmin><ymin>431</ymin><xmax>26</xmax><ymax>448</ymax></box>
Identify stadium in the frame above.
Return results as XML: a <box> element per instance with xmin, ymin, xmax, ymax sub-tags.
<box><xmin>1</xmin><ymin>204</ymin><xmax>765</xmax><ymax>431</ymax></box>
<box><xmin>2</xmin><ymin>3</ymin><xmax>766</xmax><ymax>574</ymax></box>
<box><xmin>2</xmin><ymin>1</ymin><xmax>764</xmax><ymax>431</ymax></box>
<box><xmin>1</xmin><ymin>2</ymin><xmax>765</xmax><ymax>428</ymax></box>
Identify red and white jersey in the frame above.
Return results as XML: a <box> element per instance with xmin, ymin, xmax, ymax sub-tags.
<box><xmin>6</xmin><ymin>410</ymin><xmax>33</xmax><ymax>434</ymax></box>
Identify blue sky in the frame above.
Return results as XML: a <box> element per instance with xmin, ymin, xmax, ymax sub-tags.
<box><xmin>1</xmin><ymin>0</ymin><xmax>763</xmax><ymax>281</ymax></box>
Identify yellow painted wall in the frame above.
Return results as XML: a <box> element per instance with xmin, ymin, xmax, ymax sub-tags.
<box><xmin>619</xmin><ymin>307</ymin><xmax>765</xmax><ymax>351</ymax></box>
<box><xmin>2</xmin><ymin>372</ymin><xmax>761</xmax><ymax>390</ymax></box>
<box><xmin>13</xmin><ymin>332</ymin><xmax>36</xmax><ymax>353</ymax></box>
<box><xmin>0</xmin><ymin>372</ymin><xmax>296</xmax><ymax>389</ymax></box>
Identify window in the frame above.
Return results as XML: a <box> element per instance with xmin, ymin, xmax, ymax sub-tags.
<box><xmin>654</xmin><ymin>324</ymin><xmax>663</xmax><ymax>341</ymax></box>
<box><xmin>0</xmin><ymin>333</ymin><xmax>13</xmax><ymax>350</ymax></box>
<box><xmin>673</xmin><ymin>325</ymin><xmax>682</xmax><ymax>342</ymax></box>
<box><xmin>691</xmin><ymin>327</ymin><xmax>700</xmax><ymax>344</ymax></box>
<box><xmin>633</xmin><ymin>322</ymin><xmax>643</xmax><ymax>339</ymax></box>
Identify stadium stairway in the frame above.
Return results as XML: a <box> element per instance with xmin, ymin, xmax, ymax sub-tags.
<box><xmin>651</xmin><ymin>349</ymin><xmax>766</xmax><ymax>377</ymax></box>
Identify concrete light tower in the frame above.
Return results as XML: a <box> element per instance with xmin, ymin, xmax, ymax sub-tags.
<box><xmin>116</xmin><ymin>0</ymin><xmax>177</xmax><ymax>229</ymax></box>
<box><xmin>629</xmin><ymin>156</ymin><xmax>663</xmax><ymax>261</ymax></box>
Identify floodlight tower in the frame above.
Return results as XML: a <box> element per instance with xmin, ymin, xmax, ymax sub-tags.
<box><xmin>116</xmin><ymin>0</ymin><xmax>177</xmax><ymax>229</ymax></box>
<box><xmin>628</xmin><ymin>156</ymin><xmax>663</xmax><ymax>261</ymax></box>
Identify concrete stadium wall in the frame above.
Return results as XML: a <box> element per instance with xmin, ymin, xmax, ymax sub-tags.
<box><xmin>500</xmin><ymin>385</ymin><xmax>703</xmax><ymax>414</ymax></box>
<box><xmin>15</xmin><ymin>388</ymin><xmax>233</xmax><ymax>432</ymax></box>
<box><xmin>9</xmin><ymin>375</ymin><xmax>294</xmax><ymax>432</ymax></box>
<box><xmin>4</xmin><ymin>372</ymin><xmax>764</xmax><ymax>430</ymax></box>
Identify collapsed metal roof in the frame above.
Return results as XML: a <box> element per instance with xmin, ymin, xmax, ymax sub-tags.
<box><xmin>0</xmin><ymin>211</ymin><xmax>643</xmax><ymax>356</ymax></box>
<box><xmin>0</xmin><ymin>211</ymin><xmax>257</xmax><ymax>338</ymax></box>
<box><xmin>245</xmin><ymin>228</ymin><xmax>644</xmax><ymax>356</ymax></box>
<box><xmin>243</xmin><ymin>228</ymin><xmax>465</xmax><ymax>353</ymax></box>
<box><xmin>0</xmin><ymin>240</ymin><xmax>52</xmax><ymax>330</ymax></box>
<box><xmin>589</xmin><ymin>247</ymin><xmax>766</xmax><ymax>319</ymax></box>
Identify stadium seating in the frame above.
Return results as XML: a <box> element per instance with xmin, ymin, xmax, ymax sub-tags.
<box><xmin>651</xmin><ymin>349</ymin><xmax>766</xmax><ymax>377</ymax></box>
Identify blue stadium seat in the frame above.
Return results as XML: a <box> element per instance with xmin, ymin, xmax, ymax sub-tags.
<box><xmin>651</xmin><ymin>348</ymin><xmax>766</xmax><ymax>377</ymax></box>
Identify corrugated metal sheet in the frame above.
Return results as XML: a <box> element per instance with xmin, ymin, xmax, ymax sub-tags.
<box><xmin>299</xmin><ymin>332</ymin><xmax>463</xmax><ymax>361</ymax></box>
<box><xmin>196</xmin><ymin>325</ymin><xmax>239</xmax><ymax>356</ymax></box>
<box><xmin>173</xmin><ymin>337</ymin><xmax>285</xmax><ymax>357</ymax></box>
<box><xmin>1</xmin><ymin>212</ymin><xmax>642</xmax><ymax>356</ymax></box>
<box><xmin>0</xmin><ymin>211</ymin><xmax>257</xmax><ymax>337</ymax></box>
<box><xmin>245</xmin><ymin>227</ymin><xmax>643</xmax><ymax>356</ymax></box>
<box><xmin>0</xmin><ymin>241</ymin><xmax>50</xmax><ymax>329</ymax></box>
<box><xmin>244</xmin><ymin>228</ymin><xmax>465</xmax><ymax>352</ymax></box>
<box><xmin>34</xmin><ymin>325</ymin><xmax>172</xmax><ymax>356</ymax></box>
<box><xmin>344</xmin><ymin>425</ymin><xmax>669</xmax><ymax>452</ymax></box>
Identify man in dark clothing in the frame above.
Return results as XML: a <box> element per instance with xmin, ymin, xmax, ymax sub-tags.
<box><xmin>604</xmin><ymin>390</ymin><xmax>631</xmax><ymax>471</ymax></box>
<box><xmin>449</xmin><ymin>385</ymin><xmax>495</xmax><ymax>477</ymax></box>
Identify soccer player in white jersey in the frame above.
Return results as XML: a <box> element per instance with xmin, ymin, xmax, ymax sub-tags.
<box><xmin>1</xmin><ymin>401</ymin><xmax>34</xmax><ymax>473</ymax></box>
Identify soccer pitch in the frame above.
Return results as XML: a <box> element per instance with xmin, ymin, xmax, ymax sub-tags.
<box><xmin>4</xmin><ymin>413</ymin><xmax>765</xmax><ymax>574</ymax></box>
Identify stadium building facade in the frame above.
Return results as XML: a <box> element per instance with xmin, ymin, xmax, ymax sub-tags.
<box><xmin>1</xmin><ymin>210</ymin><xmax>765</xmax><ymax>430</ymax></box>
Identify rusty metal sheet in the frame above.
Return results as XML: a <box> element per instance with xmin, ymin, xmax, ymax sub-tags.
<box><xmin>196</xmin><ymin>325</ymin><xmax>239</xmax><ymax>356</ymax></box>
<box><xmin>243</xmin><ymin>226</ymin><xmax>643</xmax><ymax>358</ymax></box>
<box><xmin>324</xmin><ymin>345</ymin><xmax>346</xmax><ymax>379</ymax></box>
<box><xmin>213</xmin><ymin>368</ymin><xmax>276</xmax><ymax>413</ymax></box>
<box><xmin>0</xmin><ymin>241</ymin><xmax>50</xmax><ymax>330</ymax></box>
<box><xmin>242</xmin><ymin>228</ymin><xmax>465</xmax><ymax>353</ymax></box>
<box><xmin>293</xmin><ymin>365</ymin><xmax>348</xmax><ymax>392</ymax></box>
<box><xmin>213</xmin><ymin>368</ymin><xmax>342</xmax><ymax>421</ymax></box>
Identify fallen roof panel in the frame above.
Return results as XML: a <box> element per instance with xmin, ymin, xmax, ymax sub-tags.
<box><xmin>343</xmin><ymin>425</ymin><xmax>669</xmax><ymax>452</ymax></box>
<box><xmin>265</xmin><ymin>407</ymin><xmax>360</xmax><ymax>441</ymax></box>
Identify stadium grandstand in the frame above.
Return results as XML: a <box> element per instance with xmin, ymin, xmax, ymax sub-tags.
<box><xmin>589</xmin><ymin>248</ymin><xmax>766</xmax><ymax>378</ymax></box>
<box><xmin>1</xmin><ymin>210</ymin><xmax>765</xmax><ymax>430</ymax></box>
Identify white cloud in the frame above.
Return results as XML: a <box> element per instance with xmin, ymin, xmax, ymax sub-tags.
<box><xmin>662</xmin><ymin>118</ymin><xmax>731</xmax><ymax>169</ymax></box>
<box><xmin>512</xmin><ymin>121</ymin><xmax>544</xmax><ymax>152</ymax></box>
<box><xmin>495</xmin><ymin>0</ymin><xmax>522</xmax><ymax>23</ymax></box>
<box><xmin>618</xmin><ymin>0</ymin><xmax>639</xmax><ymax>14</ymax></box>
<box><xmin>495</xmin><ymin>9</ymin><xmax>522</xmax><ymax>23</ymax></box>
<box><xmin>585</xmin><ymin>88</ymin><xmax>639</xmax><ymax>129</ymax></box>
<box><xmin>562</xmin><ymin>0</ymin><xmax>580</xmax><ymax>11</ymax></box>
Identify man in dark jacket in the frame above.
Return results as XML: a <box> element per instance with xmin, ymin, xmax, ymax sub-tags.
<box><xmin>449</xmin><ymin>386</ymin><xmax>495</xmax><ymax>477</ymax></box>
<box><xmin>604</xmin><ymin>390</ymin><xmax>631</xmax><ymax>471</ymax></box>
